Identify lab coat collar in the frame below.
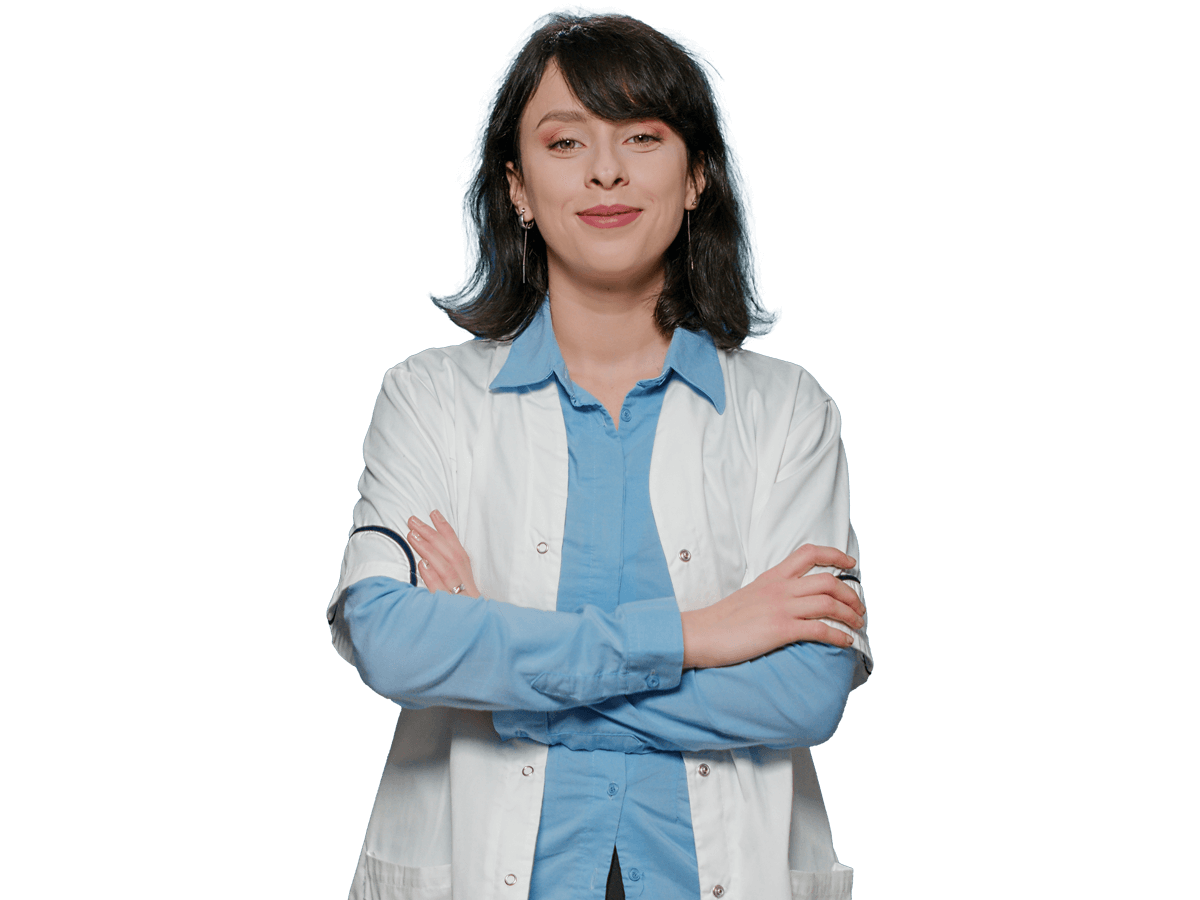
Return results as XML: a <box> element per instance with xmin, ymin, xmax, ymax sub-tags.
<box><xmin>490</xmin><ymin>299</ymin><xmax>725</xmax><ymax>414</ymax></box>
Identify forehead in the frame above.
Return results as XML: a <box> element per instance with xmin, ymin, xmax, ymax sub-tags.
<box><xmin>520</xmin><ymin>62</ymin><xmax>586</xmax><ymax>131</ymax></box>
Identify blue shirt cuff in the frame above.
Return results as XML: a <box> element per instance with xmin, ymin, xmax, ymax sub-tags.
<box><xmin>527</xmin><ymin>596</ymin><xmax>683</xmax><ymax>702</ymax></box>
<box><xmin>494</xmin><ymin>597</ymin><xmax>683</xmax><ymax>743</ymax></box>
<box><xmin>623</xmin><ymin>595</ymin><xmax>685</xmax><ymax>691</ymax></box>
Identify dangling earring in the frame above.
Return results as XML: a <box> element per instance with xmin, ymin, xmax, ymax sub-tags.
<box><xmin>518</xmin><ymin>208</ymin><xmax>535</xmax><ymax>284</ymax></box>
<box><xmin>687</xmin><ymin>207</ymin><xmax>693</xmax><ymax>271</ymax></box>
<box><xmin>687</xmin><ymin>195</ymin><xmax>701</xmax><ymax>271</ymax></box>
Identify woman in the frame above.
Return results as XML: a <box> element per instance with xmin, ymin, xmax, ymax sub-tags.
<box><xmin>327</xmin><ymin>13</ymin><xmax>872</xmax><ymax>900</ymax></box>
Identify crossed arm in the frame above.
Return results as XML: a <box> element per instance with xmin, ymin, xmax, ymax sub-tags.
<box><xmin>342</xmin><ymin>514</ymin><xmax>864</xmax><ymax>751</ymax></box>
<box><xmin>411</xmin><ymin>510</ymin><xmax>863</xmax><ymax>669</ymax></box>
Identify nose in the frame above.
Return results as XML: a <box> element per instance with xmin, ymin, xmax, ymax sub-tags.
<box><xmin>588</xmin><ymin>140</ymin><xmax>627</xmax><ymax>189</ymax></box>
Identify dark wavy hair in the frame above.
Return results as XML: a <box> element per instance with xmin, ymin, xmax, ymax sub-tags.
<box><xmin>433</xmin><ymin>13</ymin><xmax>773</xmax><ymax>351</ymax></box>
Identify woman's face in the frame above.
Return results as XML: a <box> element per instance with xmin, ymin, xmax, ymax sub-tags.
<box><xmin>507</xmin><ymin>62</ymin><xmax>702</xmax><ymax>296</ymax></box>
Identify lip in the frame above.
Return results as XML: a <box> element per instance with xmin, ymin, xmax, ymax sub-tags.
<box><xmin>578</xmin><ymin>205</ymin><xmax>642</xmax><ymax>229</ymax></box>
<box><xmin>580</xmin><ymin>204</ymin><xmax>639</xmax><ymax>216</ymax></box>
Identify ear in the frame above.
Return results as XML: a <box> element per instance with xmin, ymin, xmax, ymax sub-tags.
<box><xmin>506</xmin><ymin>162</ymin><xmax>528</xmax><ymax>217</ymax></box>
<box><xmin>687</xmin><ymin>156</ymin><xmax>707</xmax><ymax>209</ymax></box>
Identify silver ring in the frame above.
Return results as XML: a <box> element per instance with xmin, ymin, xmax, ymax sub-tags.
<box><xmin>452</xmin><ymin>583</ymin><xmax>465</xmax><ymax>594</ymax></box>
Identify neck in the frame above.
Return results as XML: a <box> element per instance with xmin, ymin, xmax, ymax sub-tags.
<box><xmin>545</xmin><ymin>262</ymin><xmax>670</xmax><ymax>378</ymax></box>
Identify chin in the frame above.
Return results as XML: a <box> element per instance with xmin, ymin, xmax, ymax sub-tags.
<box><xmin>583</xmin><ymin>258</ymin><xmax>664</xmax><ymax>290</ymax></box>
<box><xmin>547</xmin><ymin>242</ymin><xmax>652</xmax><ymax>286</ymax></box>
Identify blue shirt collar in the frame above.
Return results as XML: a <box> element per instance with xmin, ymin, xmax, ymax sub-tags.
<box><xmin>490</xmin><ymin>300</ymin><xmax>725</xmax><ymax>413</ymax></box>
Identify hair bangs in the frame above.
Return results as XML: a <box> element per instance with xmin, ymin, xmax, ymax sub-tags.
<box><xmin>550</xmin><ymin>31</ymin><xmax>696</xmax><ymax>134</ymax></box>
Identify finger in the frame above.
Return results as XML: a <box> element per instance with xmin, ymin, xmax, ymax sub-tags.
<box><xmin>797</xmin><ymin>543</ymin><xmax>856</xmax><ymax>573</ymax></box>
<box><xmin>418</xmin><ymin>549</ymin><xmax>469</xmax><ymax>596</ymax></box>
<box><xmin>408</xmin><ymin>520</ymin><xmax>453</xmax><ymax>570</ymax></box>
<box><xmin>408</xmin><ymin>521</ymin><xmax>459</xmax><ymax>587</ymax></box>
<box><xmin>835</xmin><ymin>578</ymin><xmax>866</xmax><ymax>619</ymax></box>
<box><xmin>429</xmin><ymin>511</ymin><xmax>478</xmax><ymax>588</ymax></box>
<box><xmin>787</xmin><ymin>544</ymin><xmax>857</xmax><ymax>578</ymax></box>
<box><xmin>429</xmin><ymin>510</ymin><xmax>463</xmax><ymax>547</ymax></box>
<box><xmin>786</xmin><ymin>592</ymin><xmax>865</xmax><ymax>631</ymax></box>
<box><xmin>787</xmin><ymin>618</ymin><xmax>857</xmax><ymax>648</ymax></box>
<box><xmin>420</xmin><ymin>513</ymin><xmax>470</xmax><ymax>578</ymax></box>
<box><xmin>417</xmin><ymin>557</ymin><xmax>450</xmax><ymax>593</ymax></box>
<box><xmin>793</xmin><ymin>573</ymin><xmax>865</xmax><ymax>616</ymax></box>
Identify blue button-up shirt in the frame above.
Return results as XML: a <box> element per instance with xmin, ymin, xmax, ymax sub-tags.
<box><xmin>490</xmin><ymin>301</ymin><xmax>717</xmax><ymax>899</ymax></box>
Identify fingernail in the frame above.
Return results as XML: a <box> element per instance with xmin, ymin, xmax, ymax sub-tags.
<box><xmin>409</xmin><ymin>531</ymin><xmax>421</xmax><ymax>543</ymax></box>
<box><xmin>845</xmin><ymin>633</ymin><xmax>854</xmax><ymax>646</ymax></box>
<box><xmin>408</xmin><ymin>516</ymin><xmax>419</xmax><ymax>527</ymax></box>
<box><xmin>431</xmin><ymin>510</ymin><xmax>443</xmax><ymax>521</ymax></box>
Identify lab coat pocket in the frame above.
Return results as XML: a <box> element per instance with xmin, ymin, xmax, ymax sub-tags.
<box><xmin>788</xmin><ymin>862</ymin><xmax>853</xmax><ymax>900</ymax></box>
<box><xmin>360</xmin><ymin>852</ymin><xmax>452</xmax><ymax>900</ymax></box>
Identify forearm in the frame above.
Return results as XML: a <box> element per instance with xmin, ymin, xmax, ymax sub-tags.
<box><xmin>493</xmin><ymin>642</ymin><xmax>857</xmax><ymax>752</ymax></box>
<box><xmin>342</xmin><ymin>576</ymin><xmax>683</xmax><ymax>711</ymax></box>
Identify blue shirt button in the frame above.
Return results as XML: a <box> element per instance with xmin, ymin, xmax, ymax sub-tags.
<box><xmin>629</xmin><ymin>868</ymin><xmax>642</xmax><ymax>881</ymax></box>
<box><xmin>607</xmin><ymin>782</ymin><xmax>619</xmax><ymax>796</ymax></box>
<box><xmin>646</xmin><ymin>674</ymin><xmax>660</xmax><ymax>689</ymax></box>
<box><xmin>621</xmin><ymin>408</ymin><xmax>631</xmax><ymax>421</ymax></box>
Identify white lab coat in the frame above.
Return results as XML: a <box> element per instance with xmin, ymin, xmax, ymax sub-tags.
<box><xmin>328</xmin><ymin>336</ymin><xmax>872</xmax><ymax>900</ymax></box>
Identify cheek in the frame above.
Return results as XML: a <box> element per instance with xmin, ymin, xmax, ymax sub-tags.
<box><xmin>647</xmin><ymin>163</ymin><xmax>690</xmax><ymax>246</ymax></box>
<box><xmin>522</xmin><ymin>170</ymin><xmax>565</xmax><ymax>221</ymax></box>
<box><xmin>641</xmin><ymin>154</ymin><xmax>691</xmax><ymax>203</ymax></box>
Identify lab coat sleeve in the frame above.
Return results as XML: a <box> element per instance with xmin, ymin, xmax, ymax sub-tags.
<box><xmin>328</xmin><ymin>359</ymin><xmax>684</xmax><ymax>709</ymax></box>
<box><xmin>747</xmin><ymin>394</ymin><xmax>872</xmax><ymax>685</ymax></box>
<box><xmin>494</xmin><ymin>394</ymin><xmax>871</xmax><ymax>751</ymax></box>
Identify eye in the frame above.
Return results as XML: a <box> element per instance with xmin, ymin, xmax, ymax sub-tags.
<box><xmin>549</xmin><ymin>138</ymin><xmax>581</xmax><ymax>151</ymax></box>
<box><xmin>628</xmin><ymin>133</ymin><xmax>663</xmax><ymax>145</ymax></box>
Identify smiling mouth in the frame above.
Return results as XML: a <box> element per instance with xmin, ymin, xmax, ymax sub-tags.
<box><xmin>581</xmin><ymin>204</ymin><xmax>639</xmax><ymax>215</ymax></box>
<box><xmin>578</xmin><ymin>205</ymin><xmax>642</xmax><ymax>229</ymax></box>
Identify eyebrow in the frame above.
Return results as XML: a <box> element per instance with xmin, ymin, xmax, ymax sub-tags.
<box><xmin>532</xmin><ymin>109</ymin><xmax>671</xmax><ymax>135</ymax></box>
<box><xmin>534</xmin><ymin>109</ymin><xmax>588</xmax><ymax>129</ymax></box>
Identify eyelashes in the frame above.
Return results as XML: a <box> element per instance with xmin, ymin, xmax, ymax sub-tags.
<box><xmin>546</xmin><ymin>133</ymin><xmax>664</xmax><ymax>152</ymax></box>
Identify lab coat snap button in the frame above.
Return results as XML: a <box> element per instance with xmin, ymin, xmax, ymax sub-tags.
<box><xmin>522</xmin><ymin>766</ymin><xmax>534</xmax><ymax>776</ymax></box>
<box><xmin>504</xmin><ymin>874</ymin><xmax>517</xmax><ymax>886</ymax></box>
<box><xmin>679</xmin><ymin>549</ymin><xmax>691</xmax><ymax>562</ymax></box>
<box><xmin>698</xmin><ymin>763</ymin><xmax>710</xmax><ymax>776</ymax></box>
<box><xmin>629</xmin><ymin>868</ymin><xmax>642</xmax><ymax>881</ymax></box>
<box><xmin>536</xmin><ymin>541</ymin><xmax>548</xmax><ymax>554</ymax></box>
<box><xmin>712</xmin><ymin>886</ymin><xmax>725</xmax><ymax>898</ymax></box>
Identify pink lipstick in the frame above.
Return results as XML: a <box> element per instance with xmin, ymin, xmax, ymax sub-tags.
<box><xmin>578</xmin><ymin>205</ymin><xmax>642</xmax><ymax>228</ymax></box>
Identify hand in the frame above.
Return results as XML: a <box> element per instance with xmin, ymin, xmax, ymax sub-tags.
<box><xmin>681</xmin><ymin>544</ymin><xmax>865</xmax><ymax>670</ymax></box>
<box><xmin>407</xmin><ymin>510</ymin><xmax>481</xmax><ymax>598</ymax></box>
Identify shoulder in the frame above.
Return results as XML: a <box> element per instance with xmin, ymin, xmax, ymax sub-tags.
<box><xmin>718</xmin><ymin>349</ymin><xmax>845</xmax><ymax>480</ymax></box>
<box><xmin>719</xmin><ymin>347</ymin><xmax>834</xmax><ymax>418</ymax></box>
<box><xmin>380</xmin><ymin>338</ymin><xmax>513</xmax><ymax>401</ymax></box>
